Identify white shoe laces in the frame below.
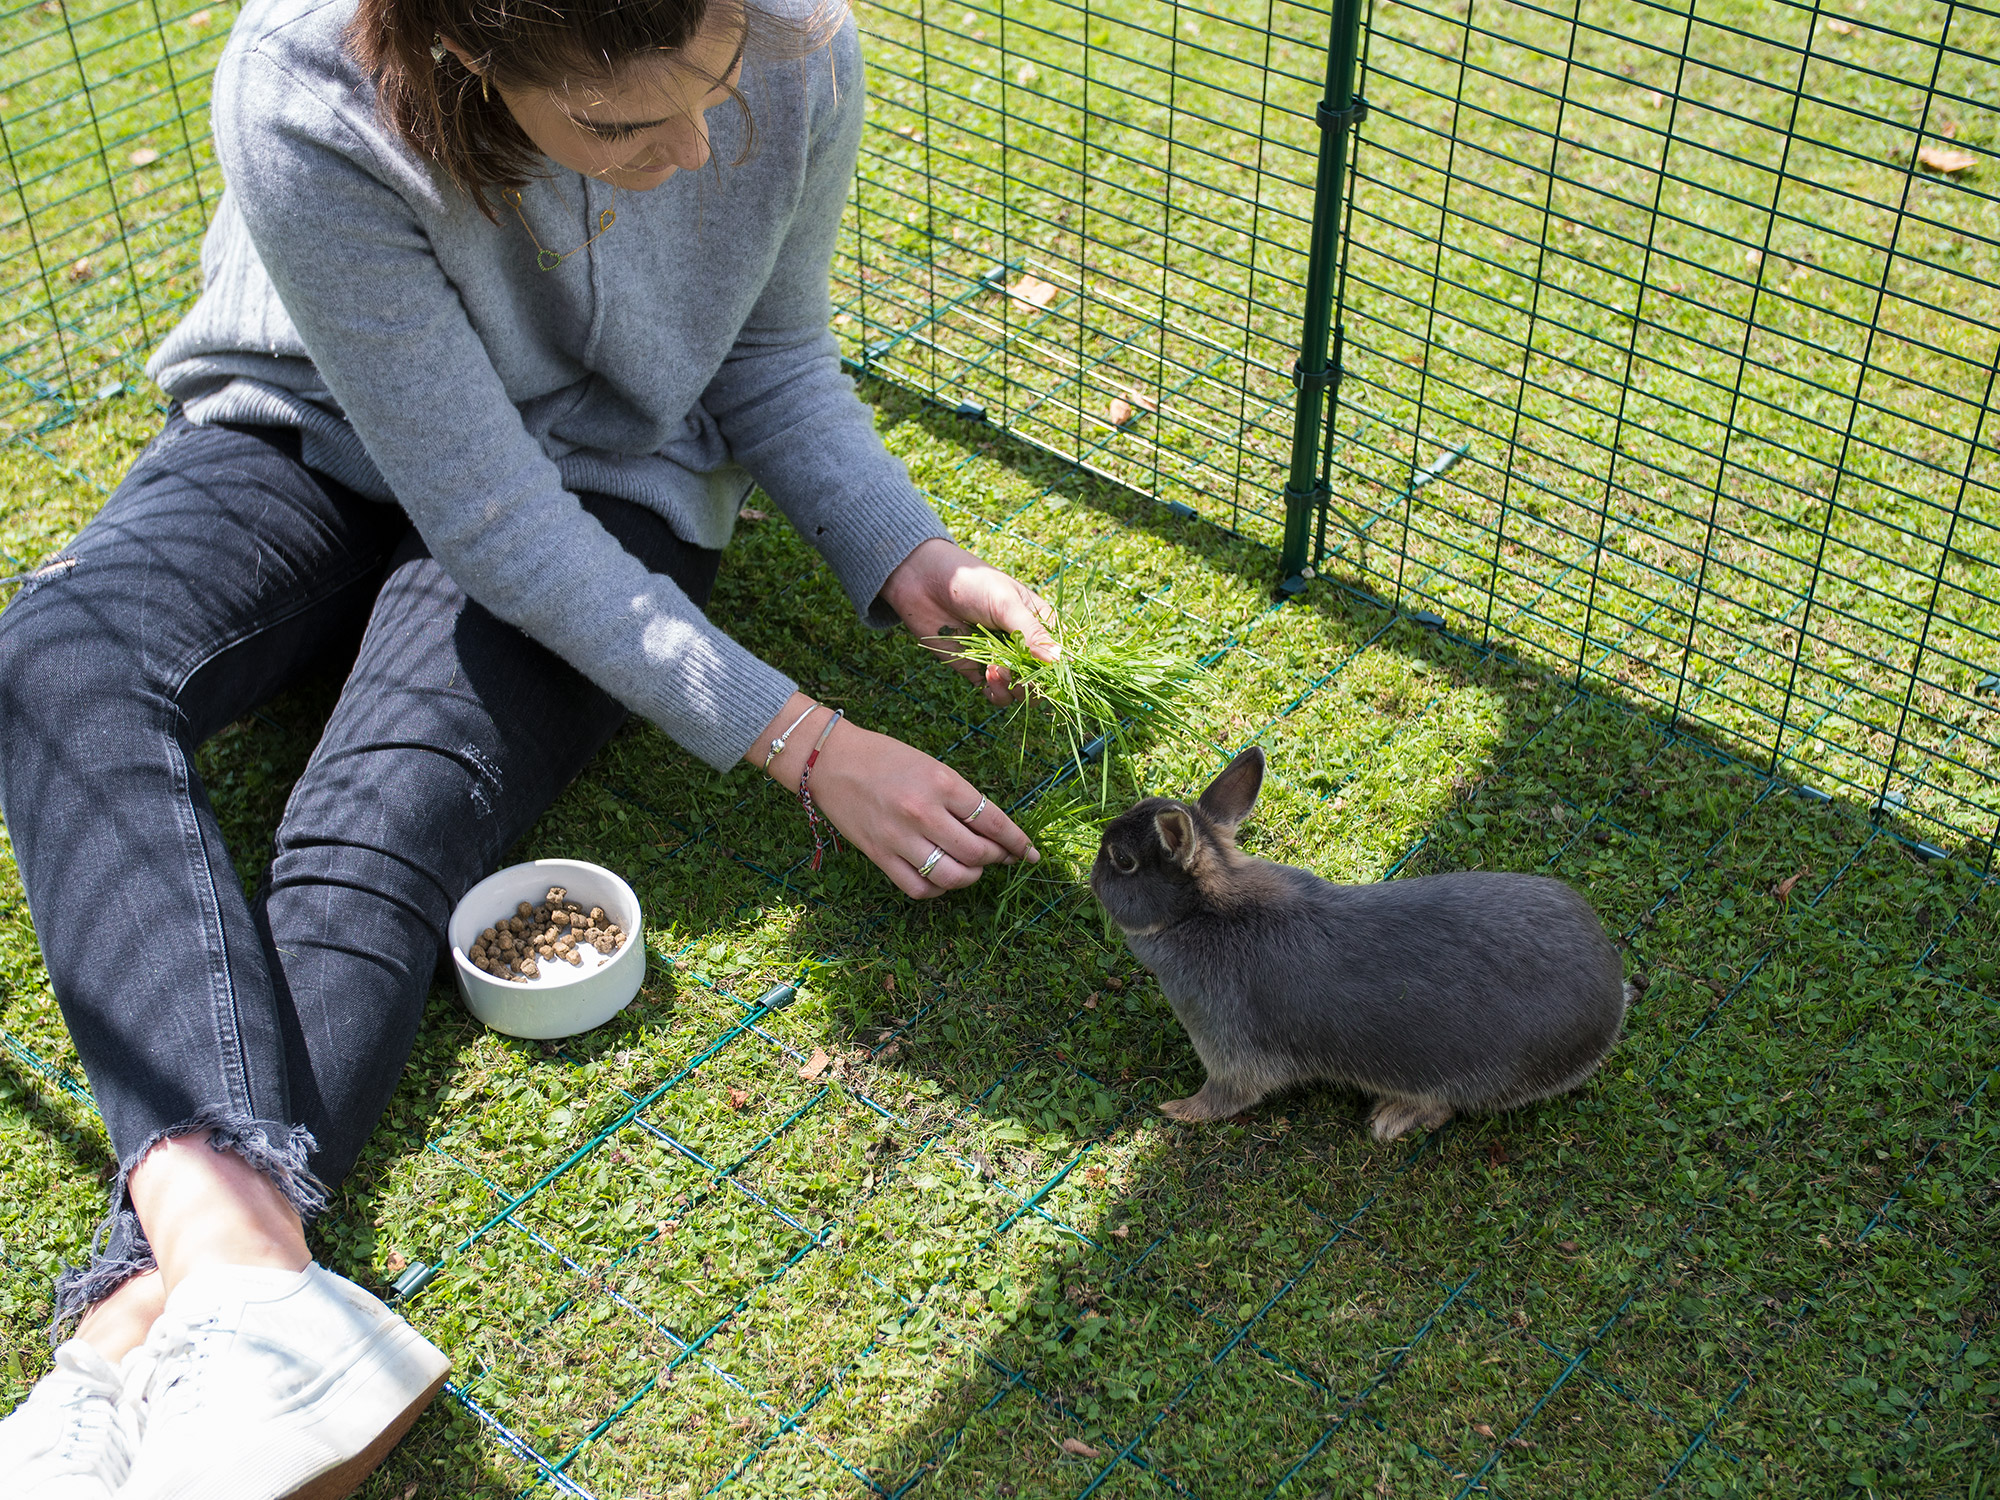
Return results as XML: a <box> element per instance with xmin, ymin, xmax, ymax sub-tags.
<box><xmin>50</xmin><ymin>1377</ymin><xmax>119</xmax><ymax>1465</ymax></box>
<box><xmin>124</xmin><ymin>1312</ymin><xmax>222</xmax><ymax>1429</ymax></box>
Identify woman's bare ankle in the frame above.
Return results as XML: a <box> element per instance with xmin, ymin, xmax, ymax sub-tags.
<box><xmin>74</xmin><ymin>1267</ymin><xmax>165</xmax><ymax>1362</ymax></box>
<box><xmin>125</xmin><ymin>1130</ymin><xmax>311</xmax><ymax>1295</ymax></box>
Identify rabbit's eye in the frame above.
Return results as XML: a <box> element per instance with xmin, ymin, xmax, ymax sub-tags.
<box><xmin>1110</xmin><ymin>848</ymin><xmax>1138</xmax><ymax>875</ymax></box>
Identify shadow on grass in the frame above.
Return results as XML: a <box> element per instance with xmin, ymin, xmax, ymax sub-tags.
<box><xmin>12</xmin><ymin>402</ymin><xmax>1987</xmax><ymax>1499</ymax></box>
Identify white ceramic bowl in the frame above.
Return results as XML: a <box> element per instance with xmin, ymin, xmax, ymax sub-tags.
<box><xmin>448</xmin><ymin>858</ymin><xmax>645</xmax><ymax>1039</ymax></box>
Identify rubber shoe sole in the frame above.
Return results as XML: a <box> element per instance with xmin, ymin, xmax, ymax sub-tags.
<box><xmin>129</xmin><ymin>1314</ymin><xmax>450</xmax><ymax>1500</ymax></box>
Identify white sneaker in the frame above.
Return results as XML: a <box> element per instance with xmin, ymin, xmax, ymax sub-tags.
<box><xmin>0</xmin><ymin>1337</ymin><xmax>141</xmax><ymax>1498</ymax></box>
<box><xmin>120</xmin><ymin>1263</ymin><xmax>449</xmax><ymax>1500</ymax></box>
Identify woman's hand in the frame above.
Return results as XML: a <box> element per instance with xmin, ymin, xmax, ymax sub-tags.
<box><xmin>879</xmin><ymin>538</ymin><xmax>1058</xmax><ymax>704</ymax></box>
<box><xmin>749</xmin><ymin>694</ymin><xmax>1039</xmax><ymax>898</ymax></box>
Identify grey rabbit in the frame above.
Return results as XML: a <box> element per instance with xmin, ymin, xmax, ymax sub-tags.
<box><xmin>1089</xmin><ymin>746</ymin><xmax>1631</xmax><ymax>1139</ymax></box>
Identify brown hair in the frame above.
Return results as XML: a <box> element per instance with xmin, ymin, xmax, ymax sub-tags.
<box><xmin>348</xmin><ymin>0</ymin><xmax>838</xmax><ymax>218</ymax></box>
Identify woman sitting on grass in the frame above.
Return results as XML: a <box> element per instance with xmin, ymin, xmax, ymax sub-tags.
<box><xmin>0</xmin><ymin>0</ymin><xmax>1050</xmax><ymax>1493</ymax></box>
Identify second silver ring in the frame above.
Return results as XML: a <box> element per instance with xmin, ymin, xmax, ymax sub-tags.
<box><xmin>960</xmin><ymin>796</ymin><xmax>989</xmax><ymax>824</ymax></box>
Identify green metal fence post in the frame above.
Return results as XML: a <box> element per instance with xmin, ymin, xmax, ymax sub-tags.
<box><xmin>1276</xmin><ymin>0</ymin><xmax>1367</xmax><ymax>597</ymax></box>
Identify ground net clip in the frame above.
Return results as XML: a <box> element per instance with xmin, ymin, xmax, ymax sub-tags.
<box><xmin>390</xmin><ymin>1260</ymin><xmax>437</xmax><ymax>1301</ymax></box>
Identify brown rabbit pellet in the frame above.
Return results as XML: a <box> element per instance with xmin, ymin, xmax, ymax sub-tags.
<box><xmin>467</xmin><ymin>886</ymin><xmax>627</xmax><ymax>982</ymax></box>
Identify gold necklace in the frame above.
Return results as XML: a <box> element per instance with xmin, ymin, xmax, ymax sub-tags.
<box><xmin>503</xmin><ymin>180</ymin><xmax>618</xmax><ymax>272</ymax></box>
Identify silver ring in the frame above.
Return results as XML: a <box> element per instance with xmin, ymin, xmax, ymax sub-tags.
<box><xmin>961</xmin><ymin>796</ymin><xmax>988</xmax><ymax>823</ymax></box>
<box><xmin>916</xmin><ymin>846</ymin><xmax>945</xmax><ymax>880</ymax></box>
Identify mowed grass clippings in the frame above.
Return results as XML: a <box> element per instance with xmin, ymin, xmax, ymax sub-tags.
<box><xmin>3</xmin><ymin>5</ymin><xmax>1999</xmax><ymax>1499</ymax></box>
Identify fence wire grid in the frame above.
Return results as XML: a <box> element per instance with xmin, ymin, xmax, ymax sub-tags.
<box><xmin>838</xmin><ymin>0</ymin><xmax>2000</xmax><ymax>866</ymax></box>
<box><xmin>2</xmin><ymin>0</ymin><xmax>1998</xmax><ymax>1496</ymax></box>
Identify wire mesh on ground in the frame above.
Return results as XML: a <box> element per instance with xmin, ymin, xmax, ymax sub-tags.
<box><xmin>4</xmin><ymin>418</ymin><xmax>1993</xmax><ymax>1493</ymax></box>
<box><xmin>2</xmin><ymin>1</ymin><xmax>1996</xmax><ymax>1495</ymax></box>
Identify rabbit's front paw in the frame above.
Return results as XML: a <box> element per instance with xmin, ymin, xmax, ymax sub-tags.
<box><xmin>1160</xmin><ymin>1077</ymin><xmax>1259</xmax><ymax>1123</ymax></box>
<box><xmin>1368</xmin><ymin>1095</ymin><xmax>1453</xmax><ymax>1141</ymax></box>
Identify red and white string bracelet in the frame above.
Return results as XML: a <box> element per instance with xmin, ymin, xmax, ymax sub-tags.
<box><xmin>798</xmin><ymin>708</ymin><xmax>844</xmax><ymax>870</ymax></box>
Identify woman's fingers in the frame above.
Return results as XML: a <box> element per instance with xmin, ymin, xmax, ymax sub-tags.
<box><xmin>960</xmin><ymin>794</ymin><xmax>1037</xmax><ymax>863</ymax></box>
<box><xmin>795</xmin><ymin>719</ymin><xmax>1040</xmax><ymax>899</ymax></box>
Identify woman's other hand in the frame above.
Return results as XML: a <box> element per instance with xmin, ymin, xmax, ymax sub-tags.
<box><xmin>879</xmin><ymin>538</ymin><xmax>1058</xmax><ymax>704</ymax></box>
<box><xmin>748</xmin><ymin>694</ymin><xmax>1039</xmax><ymax>898</ymax></box>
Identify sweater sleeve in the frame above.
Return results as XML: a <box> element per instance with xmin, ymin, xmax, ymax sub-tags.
<box><xmin>211</xmin><ymin>47</ymin><xmax>796</xmax><ymax>771</ymax></box>
<box><xmin>697</xmin><ymin>23</ymin><xmax>951</xmax><ymax>628</ymax></box>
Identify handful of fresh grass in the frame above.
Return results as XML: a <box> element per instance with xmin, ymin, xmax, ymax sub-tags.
<box><xmin>950</xmin><ymin>575</ymin><xmax>1210</xmax><ymax>939</ymax></box>
<box><xmin>948</xmin><ymin>583</ymin><xmax>1206</xmax><ymax>797</ymax></box>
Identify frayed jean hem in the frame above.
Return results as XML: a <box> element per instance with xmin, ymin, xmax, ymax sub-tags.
<box><xmin>49</xmin><ymin>1107</ymin><xmax>328</xmax><ymax>1342</ymax></box>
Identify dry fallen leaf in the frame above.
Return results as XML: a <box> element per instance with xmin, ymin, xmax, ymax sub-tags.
<box><xmin>1107</xmin><ymin>396</ymin><xmax>1135</xmax><ymax>427</ymax></box>
<box><xmin>883</xmin><ymin>973</ymin><xmax>897</xmax><ymax>993</ymax></box>
<box><xmin>1058</xmin><ymin>1438</ymin><xmax>1100</xmax><ymax>1459</ymax></box>
<box><xmin>1823</xmin><ymin>16</ymin><xmax>1855</xmax><ymax>34</ymax></box>
<box><xmin>1083</xmin><ymin>992</ymin><xmax>1098</xmax><ymax>1009</ymax></box>
<box><xmin>877</xmin><ymin>1038</ymin><xmax>902</xmax><ymax>1061</ymax></box>
<box><xmin>399</xmin><ymin>1483</ymin><xmax>419</xmax><ymax>1500</ymax></box>
<box><xmin>1771</xmin><ymin>866</ymin><xmax>1811</xmax><ymax>902</ymax></box>
<box><xmin>67</xmin><ymin>258</ymin><xmax>90</xmax><ymax>281</ymax></box>
<box><xmin>1007</xmin><ymin>273</ymin><xmax>1059</xmax><ymax>309</ymax></box>
<box><xmin>1016</xmin><ymin>61</ymin><xmax>1038</xmax><ymax>86</ymax></box>
<box><xmin>1558</xmin><ymin>1238</ymin><xmax>1581</xmax><ymax>1252</ymax></box>
<box><xmin>799</xmin><ymin>1047</ymin><xmax>830</xmax><ymax>1081</ymax></box>
<box><xmin>384</xmin><ymin>1250</ymin><xmax>407</xmax><ymax>1274</ymax></box>
<box><xmin>1473</xmin><ymin>1422</ymin><xmax>1497</xmax><ymax>1438</ymax></box>
<box><xmin>737</xmin><ymin>505</ymin><xmax>767</xmax><ymax>522</ymax></box>
<box><xmin>128</xmin><ymin>147</ymin><xmax>160</xmax><ymax>167</ymax></box>
<box><xmin>727</xmin><ymin>1086</ymin><xmax>750</xmax><ymax>1111</ymax></box>
<box><xmin>1110</xmin><ymin>1224</ymin><xmax>1129</xmax><ymax>1238</ymax></box>
<box><xmin>1486</xmin><ymin>1140</ymin><xmax>1509</xmax><ymax>1167</ymax></box>
<box><xmin>1917</xmin><ymin>142</ymin><xmax>1977</xmax><ymax>175</ymax></box>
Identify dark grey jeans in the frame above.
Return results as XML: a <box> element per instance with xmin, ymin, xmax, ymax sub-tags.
<box><xmin>0</xmin><ymin>413</ymin><xmax>719</xmax><ymax>1327</ymax></box>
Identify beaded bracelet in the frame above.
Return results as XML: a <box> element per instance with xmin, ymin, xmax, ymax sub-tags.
<box><xmin>762</xmin><ymin>703</ymin><xmax>819</xmax><ymax>772</ymax></box>
<box><xmin>798</xmin><ymin>709</ymin><xmax>844</xmax><ymax>870</ymax></box>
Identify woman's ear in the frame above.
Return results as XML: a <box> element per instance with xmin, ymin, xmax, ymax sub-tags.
<box><xmin>436</xmin><ymin>34</ymin><xmax>479</xmax><ymax>71</ymax></box>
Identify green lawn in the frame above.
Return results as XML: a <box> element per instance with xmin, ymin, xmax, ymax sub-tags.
<box><xmin>4</xmin><ymin>0</ymin><xmax>1998</xmax><ymax>1496</ymax></box>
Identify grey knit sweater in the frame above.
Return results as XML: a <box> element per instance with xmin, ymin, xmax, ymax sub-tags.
<box><xmin>149</xmin><ymin>0</ymin><xmax>949</xmax><ymax>769</ymax></box>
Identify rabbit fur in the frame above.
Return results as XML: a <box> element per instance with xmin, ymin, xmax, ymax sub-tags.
<box><xmin>1089</xmin><ymin>746</ymin><xmax>1630</xmax><ymax>1139</ymax></box>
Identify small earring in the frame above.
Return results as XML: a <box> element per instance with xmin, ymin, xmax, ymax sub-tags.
<box><xmin>429</xmin><ymin>35</ymin><xmax>445</xmax><ymax>63</ymax></box>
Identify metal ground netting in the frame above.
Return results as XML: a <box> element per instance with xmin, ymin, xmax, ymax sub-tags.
<box><xmin>2</xmin><ymin>1</ymin><xmax>1998</xmax><ymax>1495</ymax></box>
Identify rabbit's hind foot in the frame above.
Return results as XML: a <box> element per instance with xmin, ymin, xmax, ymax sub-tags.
<box><xmin>1368</xmin><ymin>1095</ymin><xmax>1453</xmax><ymax>1141</ymax></box>
<box><xmin>1160</xmin><ymin>1075</ymin><xmax>1262</xmax><ymax>1123</ymax></box>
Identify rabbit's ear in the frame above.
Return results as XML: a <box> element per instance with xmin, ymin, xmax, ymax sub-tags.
<box><xmin>1155</xmin><ymin>806</ymin><xmax>1198</xmax><ymax>865</ymax></box>
<box><xmin>1197</xmin><ymin>746</ymin><xmax>1265</xmax><ymax>837</ymax></box>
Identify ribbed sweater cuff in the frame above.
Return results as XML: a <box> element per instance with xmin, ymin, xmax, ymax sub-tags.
<box><xmin>805</xmin><ymin>473</ymin><xmax>952</xmax><ymax>629</ymax></box>
<box><xmin>634</xmin><ymin>637</ymin><xmax>800</xmax><ymax>773</ymax></box>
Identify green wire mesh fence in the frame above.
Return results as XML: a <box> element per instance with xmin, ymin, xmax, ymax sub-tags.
<box><xmin>0</xmin><ymin>0</ymin><xmax>220</xmax><ymax>449</ymax></box>
<box><xmin>8</xmin><ymin>0</ymin><xmax>1993</xmax><ymax>861</ymax></box>
<box><xmin>834</xmin><ymin>0</ymin><xmax>2000</xmax><ymax>868</ymax></box>
<box><xmin>1319</xmin><ymin>0</ymin><xmax>2000</xmax><ymax>868</ymax></box>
